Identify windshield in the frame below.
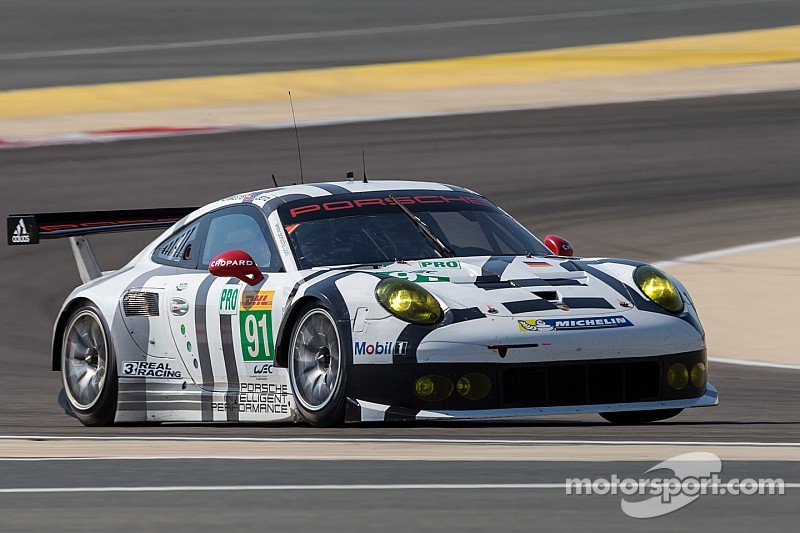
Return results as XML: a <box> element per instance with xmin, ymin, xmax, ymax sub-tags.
<box><xmin>278</xmin><ymin>190</ymin><xmax>550</xmax><ymax>269</ymax></box>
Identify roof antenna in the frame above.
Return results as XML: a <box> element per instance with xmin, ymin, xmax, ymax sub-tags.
<box><xmin>288</xmin><ymin>91</ymin><xmax>304</xmax><ymax>184</ymax></box>
<box><xmin>271</xmin><ymin>174</ymin><xmax>279</xmax><ymax>188</ymax></box>
<box><xmin>362</xmin><ymin>150</ymin><xmax>368</xmax><ymax>183</ymax></box>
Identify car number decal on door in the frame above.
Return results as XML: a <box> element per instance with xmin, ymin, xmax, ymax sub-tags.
<box><xmin>240</xmin><ymin>290</ymin><xmax>275</xmax><ymax>361</ymax></box>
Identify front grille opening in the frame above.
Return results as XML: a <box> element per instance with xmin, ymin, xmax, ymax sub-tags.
<box><xmin>501</xmin><ymin>360</ymin><xmax>661</xmax><ymax>407</ymax></box>
<box><xmin>548</xmin><ymin>365</ymin><xmax>587</xmax><ymax>405</ymax></box>
<box><xmin>588</xmin><ymin>363</ymin><xmax>624</xmax><ymax>404</ymax></box>
<box><xmin>624</xmin><ymin>361</ymin><xmax>661</xmax><ymax>402</ymax></box>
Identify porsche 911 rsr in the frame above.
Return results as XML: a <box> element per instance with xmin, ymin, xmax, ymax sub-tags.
<box><xmin>7</xmin><ymin>180</ymin><xmax>717</xmax><ymax>427</ymax></box>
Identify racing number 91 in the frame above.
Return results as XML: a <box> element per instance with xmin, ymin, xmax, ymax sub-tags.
<box><xmin>243</xmin><ymin>313</ymin><xmax>270</xmax><ymax>359</ymax></box>
<box><xmin>239</xmin><ymin>291</ymin><xmax>275</xmax><ymax>362</ymax></box>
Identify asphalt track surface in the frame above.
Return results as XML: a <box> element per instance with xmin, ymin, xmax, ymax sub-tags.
<box><xmin>2</xmin><ymin>0</ymin><xmax>800</xmax><ymax>89</ymax></box>
<box><xmin>3</xmin><ymin>90</ymin><xmax>800</xmax><ymax>530</ymax></box>
<box><xmin>0</xmin><ymin>460</ymin><xmax>796</xmax><ymax>532</ymax></box>
<box><xmin>2</xmin><ymin>89</ymin><xmax>799</xmax><ymax>440</ymax></box>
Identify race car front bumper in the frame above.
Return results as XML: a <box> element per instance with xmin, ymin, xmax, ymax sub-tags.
<box><xmin>345</xmin><ymin>349</ymin><xmax>717</xmax><ymax>421</ymax></box>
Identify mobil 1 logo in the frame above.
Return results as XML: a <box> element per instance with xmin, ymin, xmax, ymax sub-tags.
<box><xmin>354</xmin><ymin>341</ymin><xmax>408</xmax><ymax>357</ymax></box>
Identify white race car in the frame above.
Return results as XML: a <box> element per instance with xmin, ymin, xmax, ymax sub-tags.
<box><xmin>7</xmin><ymin>180</ymin><xmax>717</xmax><ymax>426</ymax></box>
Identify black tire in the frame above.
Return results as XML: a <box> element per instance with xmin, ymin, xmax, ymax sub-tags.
<box><xmin>61</xmin><ymin>304</ymin><xmax>118</xmax><ymax>426</ymax></box>
<box><xmin>287</xmin><ymin>304</ymin><xmax>347</xmax><ymax>427</ymax></box>
<box><xmin>600</xmin><ymin>408</ymin><xmax>683</xmax><ymax>425</ymax></box>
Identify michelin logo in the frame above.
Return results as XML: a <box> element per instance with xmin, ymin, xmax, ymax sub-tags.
<box><xmin>518</xmin><ymin>315</ymin><xmax>633</xmax><ymax>332</ymax></box>
<box><xmin>517</xmin><ymin>319</ymin><xmax>555</xmax><ymax>332</ymax></box>
<box><xmin>11</xmin><ymin>219</ymin><xmax>30</xmax><ymax>244</ymax></box>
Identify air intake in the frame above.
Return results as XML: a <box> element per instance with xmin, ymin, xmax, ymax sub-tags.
<box><xmin>123</xmin><ymin>291</ymin><xmax>160</xmax><ymax>317</ymax></box>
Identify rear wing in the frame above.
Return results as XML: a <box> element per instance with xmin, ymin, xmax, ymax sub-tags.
<box><xmin>7</xmin><ymin>207</ymin><xmax>197</xmax><ymax>245</ymax></box>
<box><xmin>7</xmin><ymin>207</ymin><xmax>197</xmax><ymax>283</ymax></box>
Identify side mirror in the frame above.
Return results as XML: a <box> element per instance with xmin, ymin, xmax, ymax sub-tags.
<box><xmin>209</xmin><ymin>250</ymin><xmax>264</xmax><ymax>286</ymax></box>
<box><xmin>544</xmin><ymin>235</ymin><xmax>574</xmax><ymax>257</ymax></box>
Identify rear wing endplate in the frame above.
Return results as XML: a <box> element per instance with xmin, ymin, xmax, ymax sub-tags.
<box><xmin>7</xmin><ymin>207</ymin><xmax>197</xmax><ymax>283</ymax></box>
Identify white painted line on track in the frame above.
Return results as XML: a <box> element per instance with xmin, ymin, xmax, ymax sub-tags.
<box><xmin>710</xmin><ymin>357</ymin><xmax>800</xmax><ymax>371</ymax></box>
<box><xmin>0</xmin><ymin>0</ymin><xmax>773</xmax><ymax>61</ymax></box>
<box><xmin>656</xmin><ymin>235</ymin><xmax>800</xmax><ymax>371</ymax></box>
<box><xmin>1</xmin><ymin>482</ymin><xmax>796</xmax><ymax>494</ymax></box>
<box><xmin>1</xmin><ymin>436</ymin><xmax>799</xmax><ymax>446</ymax></box>
<box><xmin>654</xmin><ymin>235</ymin><xmax>800</xmax><ymax>270</ymax></box>
<box><xmin>0</xmin><ymin>484</ymin><xmax>556</xmax><ymax>493</ymax></box>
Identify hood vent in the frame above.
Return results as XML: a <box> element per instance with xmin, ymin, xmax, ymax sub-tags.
<box><xmin>532</xmin><ymin>291</ymin><xmax>559</xmax><ymax>301</ymax></box>
<box><xmin>123</xmin><ymin>291</ymin><xmax>160</xmax><ymax>317</ymax></box>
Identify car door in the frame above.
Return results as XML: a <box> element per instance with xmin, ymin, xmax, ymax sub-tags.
<box><xmin>155</xmin><ymin>219</ymin><xmax>212</xmax><ymax>389</ymax></box>
<box><xmin>172</xmin><ymin>205</ymin><xmax>288</xmax><ymax>398</ymax></box>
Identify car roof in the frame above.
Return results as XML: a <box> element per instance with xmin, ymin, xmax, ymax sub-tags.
<box><xmin>191</xmin><ymin>180</ymin><xmax>478</xmax><ymax>220</ymax></box>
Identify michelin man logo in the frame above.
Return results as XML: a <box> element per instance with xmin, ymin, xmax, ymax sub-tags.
<box><xmin>517</xmin><ymin>319</ymin><xmax>555</xmax><ymax>332</ymax></box>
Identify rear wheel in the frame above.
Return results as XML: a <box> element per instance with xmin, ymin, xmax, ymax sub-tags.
<box><xmin>61</xmin><ymin>304</ymin><xmax>117</xmax><ymax>426</ymax></box>
<box><xmin>288</xmin><ymin>305</ymin><xmax>346</xmax><ymax>427</ymax></box>
<box><xmin>600</xmin><ymin>408</ymin><xmax>682</xmax><ymax>425</ymax></box>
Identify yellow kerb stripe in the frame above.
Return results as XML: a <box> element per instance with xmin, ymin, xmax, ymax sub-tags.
<box><xmin>2</xmin><ymin>25</ymin><xmax>800</xmax><ymax>119</ymax></box>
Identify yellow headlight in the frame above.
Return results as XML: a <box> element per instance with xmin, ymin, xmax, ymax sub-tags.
<box><xmin>667</xmin><ymin>363</ymin><xmax>689</xmax><ymax>390</ymax></box>
<box><xmin>634</xmin><ymin>265</ymin><xmax>684</xmax><ymax>313</ymax></box>
<box><xmin>456</xmin><ymin>373</ymin><xmax>492</xmax><ymax>400</ymax></box>
<box><xmin>376</xmin><ymin>278</ymin><xmax>442</xmax><ymax>325</ymax></box>
<box><xmin>414</xmin><ymin>375</ymin><xmax>453</xmax><ymax>401</ymax></box>
<box><xmin>415</xmin><ymin>376</ymin><xmax>435</xmax><ymax>397</ymax></box>
<box><xmin>690</xmin><ymin>363</ymin><xmax>706</xmax><ymax>387</ymax></box>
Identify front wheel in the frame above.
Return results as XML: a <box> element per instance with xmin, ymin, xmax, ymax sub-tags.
<box><xmin>600</xmin><ymin>408</ymin><xmax>682</xmax><ymax>425</ymax></box>
<box><xmin>288</xmin><ymin>305</ymin><xmax>347</xmax><ymax>427</ymax></box>
<box><xmin>61</xmin><ymin>304</ymin><xmax>118</xmax><ymax>426</ymax></box>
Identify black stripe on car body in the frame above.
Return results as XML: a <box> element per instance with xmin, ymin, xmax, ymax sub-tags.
<box><xmin>394</xmin><ymin>306</ymin><xmax>486</xmax><ymax>364</ymax></box>
<box><xmin>259</xmin><ymin>193</ymin><xmax>312</xmax><ymax>213</ymax></box>
<box><xmin>559</xmin><ymin>261</ymin><xmax>581</xmax><ymax>272</ymax></box>
<box><xmin>568</xmin><ymin>261</ymin><xmax>632</xmax><ymax>300</ymax></box>
<box><xmin>561</xmin><ymin>297</ymin><xmax>614</xmax><ymax>309</ymax></box>
<box><xmin>118</xmin><ymin>401</ymin><xmax>203</xmax><ymax>412</ymax></box>
<box><xmin>384</xmin><ymin>405</ymin><xmax>421</xmax><ymax>422</ymax></box>
<box><xmin>294</xmin><ymin>272</ymin><xmax>354</xmax><ymax>364</ymax></box>
<box><xmin>394</xmin><ymin>324</ymin><xmax>433</xmax><ymax>364</ymax></box>
<box><xmin>309</xmin><ymin>183</ymin><xmax>351</xmax><ymax>195</ymax></box>
<box><xmin>474</xmin><ymin>278</ymin><xmax>584</xmax><ymax>290</ymax></box>
<box><xmin>569</xmin><ymin>260</ymin><xmax>703</xmax><ymax>334</ymax></box>
<box><xmin>284</xmin><ymin>270</ymin><xmax>329</xmax><ymax>311</ymax></box>
<box><xmin>443</xmin><ymin>184</ymin><xmax>473</xmax><ymax>194</ymax></box>
<box><xmin>220</xmin><ymin>278</ymin><xmax>241</xmax><ymax>422</ymax></box>
<box><xmin>194</xmin><ymin>275</ymin><xmax>217</xmax><ymax>421</ymax></box>
<box><xmin>503</xmin><ymin>299</ymin><xmax>558</xmax><ymax>314</ymax></box>
<box><xmin>120</xmin><ymin>266</ymin><xmax>176</xmax><ymax>418</ymax></box>
<box><xmin>481</xmin><ymin>256</ymin><xmax>515</xmax><ymax>278</ymax></box>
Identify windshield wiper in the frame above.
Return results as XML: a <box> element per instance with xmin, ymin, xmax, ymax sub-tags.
<box><xmin>388</xmin><ymin>195</ymin><xmax>455</xmax><ymax>258</ymax></box>
<box><xmin>316</xmin><ymin>261</ymin><xmax>394</xmax><ymax>270</ymax></box>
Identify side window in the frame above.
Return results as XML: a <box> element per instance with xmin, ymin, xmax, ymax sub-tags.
<box><xmin>153</xmin><ymin>222</ymin><xmax>201</xmax><ymax>268</ymax></box>
<box><xmin>200</xmin><ymin>207</ymin><xmax>282</xmax><ymax>272</ymax></box>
